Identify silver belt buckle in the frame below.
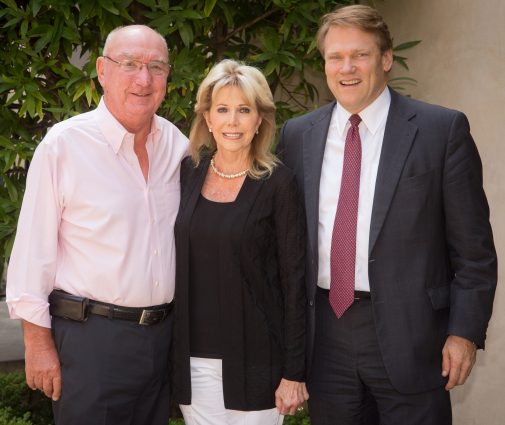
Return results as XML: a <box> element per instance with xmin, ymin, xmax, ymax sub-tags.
<box><xmin>139</xmin><ymin>308</ymin><xmax>165</xmax><ymax>325</ymax></box>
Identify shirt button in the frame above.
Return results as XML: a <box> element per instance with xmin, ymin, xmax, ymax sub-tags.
<box><xmin>154</xmin><ymin>249</ymin><xmax>158</xmax><ymax>255</ymax></box>
<box><xmin>154</xmin><ymin>281</ymin><xmax>159</xmax><ymax>287</ymax></box>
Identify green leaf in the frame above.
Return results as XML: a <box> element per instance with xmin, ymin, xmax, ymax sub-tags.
<box><xmin>32</xmin><ymin>0</ymin><xmax>43</xmax><ymax>17</ymax></box>
<box><xmin>393</xmin><ymin>40</ymin><xmax>422</xmax><ymax>51</ymax></box>
<box><xmin>0</xmin><ymin>136</ymin><xmax>14</xmax><ymax>149</ymax></box>
<box><xmin>26</xmin><ymin>96</ymin><xmax>36</xmax><ymax>118</ymax></box>
<box><xmin>262</xmin><ymin>29</ymin><xmax>280</xmax><ymax>51</ymax></box>
<box><xmin>0</xmin><ymin>83</ymin><xmax>17</xmax><ymax>95</ymax></box>
<box><xmin>36</xmin><ymin>99</ymin><xmax>44</xmax><ymax>120</ymax></box>
<box><xmin>393</xmin><ymin>55</ymin><xmax>409</xmax><ymax>70</ymax></box>
<box><xmin>3</xmin><ymin>175</ymin><xmax>18</xmax><ymax>202</ymax></box>
<box><xmin>3</xmin><ymin>16</ymin><xmax>22</xmax><ymax>28</ymax></box>
<box><xmin>178</xmin><ymin>23</ymin><xmax>194</xmax><ymax>46</ymax></box>
<box><xmin>180</xmin><ymin>10</ymin><xmax>203</xmax><ymax>19</ymax></box>
<box><xmin>28</xmin><ymin>24</ymin><xmax>54</xmax><ymax>37</ymax></box>
<box><xmin>85</xmin><ymin>81</ymin><xmax>93</xmax><ymax>106</ymax></box>
<box><xmin>4</xmin><ymin>233</ymin><xmax>15</xmax><ymax>257</ymax></box>
<box><xmin>98</xmin><ymin>0</ymin><xmax>120</xmax><ymax>16</ymax></box>
<box><xmin>20</xmin><ymin>19</ymin><xmax>28</xmax><ymax>37</ymax></box>
<box><xmin>1</xmin><ymin>0</ymin><xmax>18</xmax><ymax>11</ymax></box>
<box><xmin>176</xmin><ymin>106</ymin><xmax>187</xmax><ymax>118</ymax></box>
<box><xmin>34</xmin><ymin>30</ymin><xmax>53</xmax><ymax>52</ymax></box>
<box><xmin>3</xmin><ymin>150</ymin><xmax>17</xmax><ymax>172</ymax></box>
<box><xmin>204</xmin><ymin>0</ymin><xmax>218</xmax><ymax>17</ymax></box>
<box><xmin>72</xmin><ymin>83</ymin><xmax>87</xmax><ymax>102</ymax></box>
<box><xmin>307</xmin><ymin>38</ymin><xmax>318</xmax><ymax>54</ymax></box>
<box><xmin>78</xmin><ymin>1</ymin><xmax>95</xmax><ymax>25</ymax></box>
<box><xmin>264</xmin><ymin>59</ymin><xmax>279</xmax><ymax>76</ymax></box>
<box><xmin>218</xmin><ymin>2</ymin><xmax>234</xmax><ymax>28</ymax></box>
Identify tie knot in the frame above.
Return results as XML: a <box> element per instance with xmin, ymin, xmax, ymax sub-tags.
<box><xmin>349</xmin><ymin>114</ymin><xmax>361</xmax><ymax>127</ymax></box>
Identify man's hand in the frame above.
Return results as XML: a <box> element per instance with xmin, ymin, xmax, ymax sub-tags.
<box><xmin>441</xmin><ymin>335</ymin><xmax>477</xmax><ymax>390</ymax></box>
<box><xmin>22</xmin><ymin>321</ymin><xmax>61</xmax><ymax>401</ymax></box>
<box><xmin>274</xmin><ymin>378</ymin><xmax>309</xmax><ymax>416</ymax></box>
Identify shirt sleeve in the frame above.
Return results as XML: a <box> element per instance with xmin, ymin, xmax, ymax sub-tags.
<box><xmin>6</xmin><ymin>135</ymin><xmax>63</xmax><ymax>328</ymax></box>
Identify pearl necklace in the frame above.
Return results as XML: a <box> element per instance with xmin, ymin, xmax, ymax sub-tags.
<box><xmin>210</xmin><ymin>155</ymin><xmax>249</xmax><ymax>179</ymax></box>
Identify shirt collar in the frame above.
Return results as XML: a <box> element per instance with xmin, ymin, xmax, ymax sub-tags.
<box><xmin>335</xmin><ymin>86</ymin><xmax>391</xmax><ymax>137</ymax></box>
<box><xmin>94</xmin><ymin>98</ymin><xmax>161</xmax><ymax>154</ymax></box>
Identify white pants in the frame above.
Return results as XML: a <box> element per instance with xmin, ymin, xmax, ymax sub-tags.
<box><xmin>180</xmin><ymin>357</ymin><xmax>284</xmax><ymax>425</ymax></box>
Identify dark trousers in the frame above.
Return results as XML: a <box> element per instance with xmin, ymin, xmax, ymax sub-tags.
<box><xmin>307</xmin><ymin>288</ymin><xmax>451</xmax><ymax>425</ymax></box>
<box><xmin>52</xmin><ymin>313</ymin><xmax>173</xmax><ymax>425</ymax></box>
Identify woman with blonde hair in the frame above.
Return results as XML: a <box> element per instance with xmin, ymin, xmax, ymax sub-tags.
<box><xmin>173</xmin><ymin>59</ymin><xmax>308</xmax><ymax>424</ymax></box>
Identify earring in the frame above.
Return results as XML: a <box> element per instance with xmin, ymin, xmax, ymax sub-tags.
<box><xmin>255</xmin><ymin>128</ymin><xmax>259</xmax><ymax>135</ymax></box>
<box><xmin>209</xmin><ymin>127</ymin><xmax>212</xmax><ymax>133</ymax></box>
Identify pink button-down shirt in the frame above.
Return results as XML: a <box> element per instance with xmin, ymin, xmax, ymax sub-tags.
<box><xmin>6</xmin><ymin>99</ymin><xmax>188</xmax><ymax>328</ymax></box>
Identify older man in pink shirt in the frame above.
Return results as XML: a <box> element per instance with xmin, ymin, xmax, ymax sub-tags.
<box><xmin>6</xmin><ymin>25</ymin><xmax>188</xmax><ymax>425</ymax></box>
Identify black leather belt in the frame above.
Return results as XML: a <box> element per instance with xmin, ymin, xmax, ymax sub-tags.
<box><xmin>317</xmin><ymin>286</ymin><xmax>371</xmax><ymax>300</ymax></box>
<box><xmin>353</xmin><ymin>290</ymin><xmax>371</xmax><ymax>300</ymax></box>
<box><xmin>49</xmin><ymin>289</ymin><xmax>173</xmax><ymax>326</ymax></box>
<box><xmin>88</xmin><ymin>299</ymin><xmax>173</xmax><ymax>325</ymax></box>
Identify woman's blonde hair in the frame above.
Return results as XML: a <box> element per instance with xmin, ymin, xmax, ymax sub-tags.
<box><xmin>189</xmin><ymin>59</ymin><xmax>278</xmax><ymax>179</ymax></box>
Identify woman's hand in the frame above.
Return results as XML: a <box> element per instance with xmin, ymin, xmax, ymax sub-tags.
<box><xmin>274</xmin><ymin>378</ymin><xmax>309</xmax><ymax>415</ymax></box>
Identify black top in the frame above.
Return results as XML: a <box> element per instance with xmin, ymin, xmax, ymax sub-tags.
<box><xmin>173</xmin><ymin>155</ymin><xmax>306</xmax><ymax>411</ymax></box>
<box><xmin>189</xmin><ymin>195</ymin><xmax>233</xmax><ymax>358</ymax></box>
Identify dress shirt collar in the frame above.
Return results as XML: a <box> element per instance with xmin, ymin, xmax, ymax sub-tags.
<box><xmin>95</xmin><ymin>98</ymin><xmax>161</xmax><ymax>154</ymax></box>
<box><xmin>335</xmin><ymin>86</ymin><xmax>391</xmax><ymax>137</ymax></box>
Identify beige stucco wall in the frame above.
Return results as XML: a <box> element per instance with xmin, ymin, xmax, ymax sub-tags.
<box><xmin>373</xmin><ymin>1</ymin><xmax>504</xmax><ymax>423</ymax></box>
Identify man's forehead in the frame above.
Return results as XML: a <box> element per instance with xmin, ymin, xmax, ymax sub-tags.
<box><xmin>107</xmin><ymin>28</ymin><xmax>168</xmax><ymax>57</ymax></box>
<box><xmin>325</xmin><ymin>41</ymin><xmax>379</xmax><ymax>56</ymax></box>
<box><xmin>113</xmin><ymin>49</ymin><xmax>166</xmax><ymax>59</ymax></box>
<box><xmin>324</xmin><ymin>27</ymin><xmax>381</xmax><ymax>52</ymax></box>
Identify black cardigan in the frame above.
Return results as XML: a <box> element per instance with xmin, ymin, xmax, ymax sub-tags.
<box><xmin>172</xmin><ymin>155</ymin><xmax>306</xmax><ymax>411</ymax></box>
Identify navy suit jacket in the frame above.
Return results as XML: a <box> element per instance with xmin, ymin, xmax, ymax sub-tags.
<box><xmin>277</xmin><ymin>88</ymin><xmax>497</xmax><ymax>393</ymax></box>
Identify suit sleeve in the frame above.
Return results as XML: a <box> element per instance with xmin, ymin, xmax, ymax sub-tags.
<box><xmin>276</xmin><ymin>122</ymin><xmax>288</xmax><ymax>160</ymax></box>
<box><xmin>443</xmin><ymin>112</ymin><xmax>497</xmax><ymax>348</ymax></box>
<box><xmin>273</xmin><ymin>171</ymin><xmax>307</xmax><ymax>380</ymax></box>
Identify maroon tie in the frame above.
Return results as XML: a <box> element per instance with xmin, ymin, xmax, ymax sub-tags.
<box><xmin>329</xmin><ymin>114</ymin><xmax>362</xmax><ymax>318</ymax></box>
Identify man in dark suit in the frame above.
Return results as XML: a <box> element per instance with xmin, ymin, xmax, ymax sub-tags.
<box><xmin>277</xmin><ymin>5</ymin><xmax>497</xmax><ymax>425</ymax></box>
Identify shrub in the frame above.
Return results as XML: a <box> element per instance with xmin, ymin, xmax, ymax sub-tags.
<box><xmin>0</xmin><ymin>372</ymin><xmax>53</xmax><ymax>425</ymax></box>
<box><xmin>0</xmin><ymin>408</ymin><xmax>33</xmax><ymax>425</ymax></box>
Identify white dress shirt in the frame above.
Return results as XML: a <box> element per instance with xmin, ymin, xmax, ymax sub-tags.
<box><xmin>318</xmin><ymin>87</ymin><xmax>391</xmax><ymax>291</ymax></box>
<box><xmin>6</xmin><ymin>98</ymin><xmax>188</xmax><ymax>328</ymax></box>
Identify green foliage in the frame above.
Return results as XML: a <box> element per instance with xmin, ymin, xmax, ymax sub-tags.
<box><xmin>0</xmin><ymin>372</ymin><xmax>53</xmax><ymax>425</ymax></box>
<box><xmin>284</xmin><ymin>407</ymin><xmax>312</xmax><ymax>424</ymax></box>
<box><xmin>392</xmin><ymin>40</ymin><xmax>422</xmax><ymax>70</ymax></box>
<box><xmin>0</xmin><ymin>0</ymin><xmax>418</xmax><ymax>274</ymax></box>
<box><xmin>0</xmin><ymin>408</ymin><xmax>33</xmax><ymax>425</ymax></box>
<box><xmin>168</xmin><ymin>420</ymin><xmax>185</xmax><ymax>425</ymax></box>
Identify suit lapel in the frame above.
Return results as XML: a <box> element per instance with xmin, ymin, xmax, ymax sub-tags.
<box><xmin>303</xmin><ymin>102</ymin><xmax>335</xmax><ymax>260</ymax></box>
<box><xmin>180</xmin><ymin>156</ymin><xmax>210</xmax><ymax>226</ymax></box>
<box><xmin>369</xmin><ymin>90</ymin><xmax>418</xmax><ymax>254</ymax></box>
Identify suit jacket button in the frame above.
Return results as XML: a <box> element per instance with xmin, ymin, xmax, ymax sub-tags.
<box><xmin>309</xmin><ymin>299</ymin><xmax>314</xmax><ymax>306</ymax></box>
